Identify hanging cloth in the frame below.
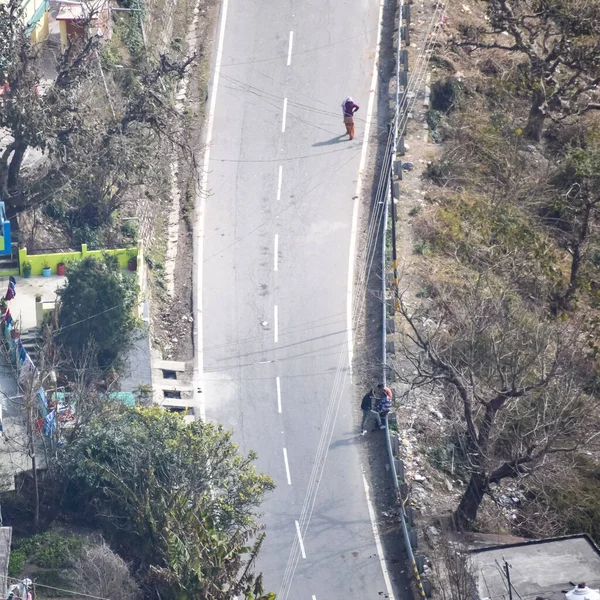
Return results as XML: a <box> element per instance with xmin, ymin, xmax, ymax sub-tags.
<box><xmin>44</xmin><ymin>410</ymin><xmax>56</xmax><ymax>437</ymax></box>
<box><xmin>4</xmin><ymin>276</ymin><xmax>16</xmax><ymax>301</ymax></box>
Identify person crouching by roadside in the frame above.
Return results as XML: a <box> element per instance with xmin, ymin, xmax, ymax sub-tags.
<box><xmin>361</xmin><ymin>388</ymin><xmax>387</xmax><ymax>434</ymax></box>
<box><xmin>375</xmin><ymin>383</ymin><xmax>392</xmax><ymax>424</ymax></box>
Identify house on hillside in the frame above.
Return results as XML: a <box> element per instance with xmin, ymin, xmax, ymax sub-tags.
<box><xmin>0</xmin><ymin>0</ymin><xmax>51</xmax><ymax>44</ymax></box>
<box><xmin>470</xmin><ymin>535</ymin><xmax>600</xmax><ymax>600</ymax></box>
<box><xmin>55</xmin><ymin>0</ymin><xmax>111</xmax><ymax>51</ymax></box>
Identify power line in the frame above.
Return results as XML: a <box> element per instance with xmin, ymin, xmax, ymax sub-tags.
<box><xmin>6</xmin><ymin>576</ymin><xmax>110</xmax><ymax>600</ymax></box>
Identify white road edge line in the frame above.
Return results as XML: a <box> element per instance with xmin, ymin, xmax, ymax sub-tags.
<box><xmin>362</xmin><ymin>472</ymin><xmax>396</xmax><ymax>600</ymax></box>
<box><xmin>276</xmin><ymin>376</ymin><xmax>282</xmax><ymax>413</ymax></box>
<box><xmin>274</xmin><ymin>305</ymin><xmax>279</xmax><ymax>343</ymax></box>
<box><xmin>287</xmin><ymin>31</ymin><xmax>294</xmax><ymax>66</ymax></box>
<box><xmin>347</xmin><ymin>0</ymin><xmax>383</xmax><ymax>377</ymax></box>
<box><xmin>282</xmin><ymin>98</ymin><xmax>288</xmax><ymax>133</ymax></box>
<box><xmin>346</xmin><ymin>1</ymin><xmax>395</xmax><ymax>599</ymax></box>
<box><xmin>277</xmin><ymin>165</ymin><xmax>283</xmax><ymax>200</ymax></box>
<box><xmin>194</xmin><ymin>0</ymin><xmax>229</xmax><ymax>422</ymax></box>
<box><xmin>274</xmin><ymin>233</ymin><xmax>279</xmax><ymax>271</ymax></box>
<box><xmin>295</xmin><ymin>520</ymin><xmax>307</xmax><ymax>559</ymax></box>
<box><xmin>283</xmin><ymin>448</ymin><xmax>292</xmax><ymax>485</ymax></box>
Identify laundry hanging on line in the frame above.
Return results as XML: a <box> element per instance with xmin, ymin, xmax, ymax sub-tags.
<box><xmin>4</xmin><ymin>275</ymin><xmax>16</xmax><ymax>301</ymax></box>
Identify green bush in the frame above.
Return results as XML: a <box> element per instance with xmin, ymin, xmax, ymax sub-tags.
<box><xmin>15</xmin><ymin>531</ymin><xmax>86</xmax><ymax>569</ymax></box>
<box><xmin>430</xmin><ymin>77</ymin><xmax>464</xmax><ymax>113</ymax></box>
<box><xmin>8</xmin><ymin>549</ymin><xmax>25</xmax><ymax>577</ymax></box>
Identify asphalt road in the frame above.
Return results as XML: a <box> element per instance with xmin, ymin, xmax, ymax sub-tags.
<box><xmin>197</xmin><ymin>0</ymin><xmax>393</xmax><ymax>597</ymax></box>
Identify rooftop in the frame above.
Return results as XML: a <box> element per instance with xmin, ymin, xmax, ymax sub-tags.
<box><xmin>471</xmin><ymin>535</ymin><xmax>600</xmax><ymax>600</ymax></box>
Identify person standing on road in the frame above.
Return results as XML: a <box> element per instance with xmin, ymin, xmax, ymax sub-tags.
<box><xmin>376</xmin><ymin>383</ymin><xmax>392</xmax><ymax>423</ymax></box>
<box><xmin>361</xmin><ymin>388</ymin><xmax>386</xmax><ymax>434</ymax></box>
<box><xmin>341</xmin><ymin>97</ymin><xmax>360</xmax><ymax>140</ymax></box>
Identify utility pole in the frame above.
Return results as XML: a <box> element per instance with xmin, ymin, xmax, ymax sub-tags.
<box><xmin>24</xmin><ymin>381</ymin><xmax>39</xmax><ymax>531</ymax></box>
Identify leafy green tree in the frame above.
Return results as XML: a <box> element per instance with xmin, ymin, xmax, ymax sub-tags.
<box><xmin>57</xmin><ymin>256</ymin><xmax>138</xmax><ymax>369</ymax></box>
<box><xmin>58</xmin><ymin>406</ymin><xmax>275</xmax><ymax>600</ymax></box>
<box><xmin>0</xmin><ymin>0</ymin><xmax>100</xmax><ymax>208</ymax></box>
<box><xmin>0</xmin><ymin>0</ymin><xmax>194</xmax><ymax>222</ymax></box>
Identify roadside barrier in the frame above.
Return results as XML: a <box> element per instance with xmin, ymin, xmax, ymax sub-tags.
<box><xmin>379</xmin><ymin>0</ymin><xmax>429</xmax><ymax>597</ymax></box>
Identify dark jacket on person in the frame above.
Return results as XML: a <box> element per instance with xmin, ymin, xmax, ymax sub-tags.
<box><xmin>361</xmin><ymin>392</ymin><xmax>373</xmax><ymax>411</ymax></box>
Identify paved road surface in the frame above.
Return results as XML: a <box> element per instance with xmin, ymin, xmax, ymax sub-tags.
<box><xmin>197</xmin><ymin>0</ymin><xmax>393</xmax><ymax>597</ymax></box>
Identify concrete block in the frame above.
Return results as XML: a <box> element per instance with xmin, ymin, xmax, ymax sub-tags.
<box><xmin>415</xmin><ymin>554</ymin><xmax>425</xmax><ymax>574</ymax></box>
<box><xmin>396</xmin><ymin>459</ymin><xmax>404</xmax><ymax>481</ymax></box>
<box><xmin>408</xmin><ymin>529</ymin><xmax>418</xmax><ymax>550</ymax></box>
<box><xmin>386</xmin><ymin>298</ymin><xmax>396</xmax><ymax>316</ymax></box>
<box><xmin>402</xmin><ymin>3</ymin><xmax>411</xmax><ymax>25</ymax></box>
<box><xmin>422</xmin><ymin>578</ymin><xmax>433</xmax><ymax>598</ymax></box>
<box><xmin>394</xmin><ymin>459</ymin><xmax>404</xmax><ymax>481</ymax></box>
<box><xmin>399</xmin><ymin>69</ymin><xmax>408</xmax><ymax>88</ymax></box>
<box><xmin>386</xmin><ymin>318</ymin><xmax>395</xmax><ymax>334</ymax></box>
<box><xmin>393</xmin><ymin>160</ymin><xmax>402</xmax><ymax>178</ymax></box>
<box><xmin>402</xmin><ymin>25</ymin><xmax>410</xmax><ymax>46</ymax></box>
<box><xmin>405</xmin><ymin>505</ymin><xmax>414</xmax><ymax>528</ymax></box>
<box><xmin>393</xmin><ymin>181</ymin><xmax>401</xmax><ymax>199</ymax></box>
<box><xmin>401</xmin><ymin>49</ymin><xmax>409</xmax><ymax>70</ymax></box>
<box><xmin>386</xmin><ymin>340</ymin><xmax>396</xmax><ymax>355</ymax></box>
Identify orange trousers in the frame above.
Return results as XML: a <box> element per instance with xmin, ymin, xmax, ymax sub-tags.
<box><xmin>344</xmin><ymin>116</ymin><xmax>355</xmax><ymax>139</ymax></box>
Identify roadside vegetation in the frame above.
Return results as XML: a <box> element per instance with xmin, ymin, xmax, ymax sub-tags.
<box><xmin>0</xmin><ymin>1</ymin><xmax>276</xmax><ymax>598</ymax></box>
<box><xmin>395</xmin><ymin>0</ymin><xmax>600</xmax><ymax>539</ymax></box>
<box><xmin>6</xmin><ymin>406</ymin><xmax>275</xmax><ymax>599</ymax></box>
<box><xmin>0</xmin><ymin>0</ymin><xmax>192</xmax><ymax>248</ymax></box>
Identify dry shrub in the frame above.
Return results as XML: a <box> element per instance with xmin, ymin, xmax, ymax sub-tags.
<box><xmin>71</xmin><ymin>542</ymin><xmax>139</xmax><ymax>600</ymax></box>
<box><xmin>430</xmin><ymin>530</ymin><xmax>477</xmax><ymax>600</ymax></box>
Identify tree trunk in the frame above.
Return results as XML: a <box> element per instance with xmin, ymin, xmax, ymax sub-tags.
<box><xmin>561</xmin><ymin>242</ymin><xmax>582</xmax><ymax>309</ymax></box>
<box><xmin>557</xmin><ymin>201</ymin><xmax>591</xmax><ymax>311</ymax></box>
<box><xmin>524</xmin><ymin>88</ymin><xmax>546</xmax><ymax>142</ymax></box>
<box><xmin>7</xmin><ymin>141</ymin><xmax>27</xmax><ymax>205</ymax></box>
<box><xmin>454</xmin><ymin>471</ymin><xmax>488</xmax><ymax>529</ymax></box>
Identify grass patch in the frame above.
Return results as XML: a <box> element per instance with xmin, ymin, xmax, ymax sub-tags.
<box><xmin>413</xmin><ymin>240</ymin><xmax>431</xmax><ymax>256</ymax></box>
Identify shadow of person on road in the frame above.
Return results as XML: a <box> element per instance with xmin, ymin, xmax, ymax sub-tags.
<box><xmin>312</xmin><ymin>134</ymin><xmax>347</xmax><ymax>147</ymax></box>
<box><xmin>329</xmin><ymin>434</ymin><xmax>360</xmax><ymax>449</ymax></box>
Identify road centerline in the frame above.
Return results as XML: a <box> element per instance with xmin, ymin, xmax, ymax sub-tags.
<box><xmin>294</xmin><ymin>521</ymin><xmax>307</xmax><ymax>559</ymax></box>
<box><xmin>287</xmin><ymin>31</ymin><xmax>294</xmax><ymax>66</ymax></box>
<box><xmin>276</xmin><ymin>376</ymin><xmax>282</xmax><ymax>413</ymax></box>
<box><xmin>281</xmin><ymin>98</ymin><xmax>288</xmax><ymax>133</ymax></box>
<box><xmin>277</xmin><ymin>165</ymin><xmax>283</xmax><ymax>200</ymax></box>
<box><xmin>283</xmin><ymin>448</ymin><xmax>292</xmax><ymax>485</ymax></box>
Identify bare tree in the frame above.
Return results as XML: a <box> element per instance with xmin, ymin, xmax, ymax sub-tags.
<box><xmin>541</xmin><ymin>143</ymin><xmax>600</xmax><ymax>311</ymax></box>
<box><xmin>71</xmin><ymin>541</ymin><xmax>139</xmax><ymax>600</ymax></box>
<box><xmin>457</xmin><ymin>0</ymin><xmax>600</xmax><ymax>141</ymax></box>
<box><xmin>0</xmin><ymin>0</ymin><xmax>195</xmax><ymax>219</ymax></box>
<box><xmin>394</xmin><ymin>274</ymin><xmax>598</xmax><ymax>529</ymax></box>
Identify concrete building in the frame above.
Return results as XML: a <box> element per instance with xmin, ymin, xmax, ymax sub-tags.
<box><xmin>0</xmin><ymin>527</ymin><xmax>12</xmax><ymax>597</ymax></box>
<box><xmin>471</xmin><ymin>535</ymin><xmax>600</xmax><ymax>600</ymax></box>
<box><xmin>0</xmin><ymin>0</ymin><xmax>50</xmax><ymax>44</ymax></box>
